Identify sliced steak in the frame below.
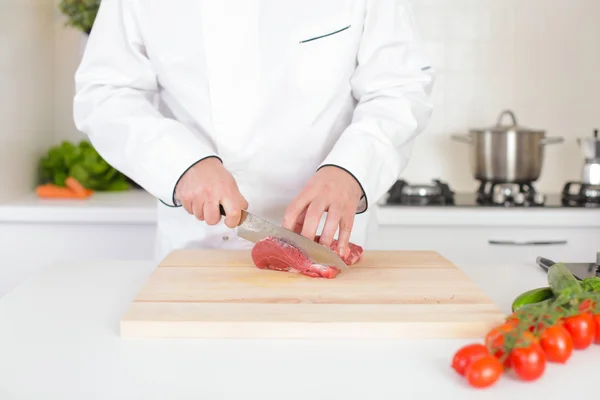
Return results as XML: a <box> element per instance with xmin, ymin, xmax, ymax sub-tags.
<box><xmin>251</xmin><ymin>236</ymin><xmax>363</xmax><ymax>279</ymax></box>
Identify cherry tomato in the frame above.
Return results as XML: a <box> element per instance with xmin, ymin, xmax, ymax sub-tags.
<box><xmin>465</xmin><ymin>355</ymin><xmax>503</xmax><ymax>389</ymax></box>
<box><xmin>509</xmin><ymin>343</ymin><xmax>546</xmax><ymax>381</ymax></box>
<box><xmin>514</xmin><ymin>331</ymin><xmax>540</xmax><ymax>355</ymax></box>
<box><xmin>485</xmin><ymin>323</ymin><xmax>515</xmax><ymax>360</ymax></box>
<box><xmin>539</xmin><ymin>325</ymin><xmax>573</xmax><ymax>363</ymax></box>
<box><xmin>563</xmin><ymin>313</ymin><xmax>596</xmax><ymax>349</ymax></box>
<box><xmin>504</xmin><ymin>331</ymin><xmax>539</xmax><ymax>369</ymax></box>
<box><xmin>594</xmin><ymin>314</ymin><xmax>600</xmax><ymax>344</ymax></box>
<box><xmin>528</xmin><ymin>320</ymin><xmax>548</xmax><ymax>334</ymax></box>
<box><xmin>505</xmin><ymin>313</ymin><xmax>547</xmax><ymax>333</ymax></box>
<box><xmin>452</xmin><ymin>343</ymin><xmax>490</xmax><ymax>376</ymax></box>
<box><xmin>505</xmin><ymin>313</ymin><xmax>520</xmax><ymax>326</ymax></box>
<box><xmin>579</xmin><ymin>299</ymin><xmax>596</xmax><ymax>314</ymax></box>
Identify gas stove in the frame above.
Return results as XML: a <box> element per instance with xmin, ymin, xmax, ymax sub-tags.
<box><xmin>476</xmin><ymin>181</ymin><xmax>546</xmax><ymax>207</ymax></box>
<box><xmin>562</xmin><ymin>181</ymin><xmax>600</xmax><ymax>207</ymax></box>
<box><xmin>386</xmin><ymin>179</ymin><xmax>454</xmax><ymax>206</ymax></box>
<box><xmin>383</xmin><ymin>179</ymin><xmax>597</xmax><ymax>208</ymax></box>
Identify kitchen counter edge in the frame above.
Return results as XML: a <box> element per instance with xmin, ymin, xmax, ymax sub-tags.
<box><xmin>0</xmin><ymin>190</ymin><xmax>599</xmax><ymax>227</ymax></box>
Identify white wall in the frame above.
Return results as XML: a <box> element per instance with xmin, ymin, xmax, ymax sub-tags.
<box><xmin>51</xmin><ymin>0</ymin><xmax>600</xmax><ymax>193</ymax></box>
<box><xmin>53</xmin><ymin>1</ymin><xmax>85</xmax><ymax>145</ymax></box>
<box><xmin>0</xmin><ymin>0</ymin><xmax>55</xmax><ymax>202</ymax></box>
<box><xmin>403</xmin><ymin>0</ymin><xmax>600</xmax><ymax>193</ymax></box>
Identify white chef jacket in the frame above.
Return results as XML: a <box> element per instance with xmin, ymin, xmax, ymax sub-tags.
<box><xmin>72</xmin><ymin>0</ymin><xmax>434</xmax><ymax>261</ymax></box>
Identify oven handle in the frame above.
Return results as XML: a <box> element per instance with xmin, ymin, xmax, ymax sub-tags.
<box><xmin>488</xmin><ymin>240</ymin><xmax>568</xmax><ymax>246</ymax></box>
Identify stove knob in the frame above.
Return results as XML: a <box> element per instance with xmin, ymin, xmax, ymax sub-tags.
<box><xmin>514</xmin><ymin>192</ymin><xmax>525</xmax><ymax>205</ymax></box>
<box><xmin>493</xmin><ymin>191</ymin><xmax>506</xmax><ymax>204</ymax></box>
<box><xmin>533</xmin><ymin>193</ymin><xmax>546</xmax><ymax>205</ymax></box>
<box><xmin>584</xmin><ymin>187</ymin><xmax>600</xmax><ymax>199</ymax></box>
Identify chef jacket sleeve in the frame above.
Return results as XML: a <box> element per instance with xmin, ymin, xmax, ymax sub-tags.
<box><xmin>318</xmin><ymin>0</ymin><xmax>434</xmax><ymax>213</ymax></box>
<box><xmin>72</xmin><ymin>0</ymin><xmax>219</xmax><ymax>207</ymax></box>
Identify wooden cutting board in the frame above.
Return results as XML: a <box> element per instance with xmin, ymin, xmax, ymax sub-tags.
<box><xmin>120</xmin><ymin>250</ymin><xmax>506</xmax><ymax>339</ymax></box>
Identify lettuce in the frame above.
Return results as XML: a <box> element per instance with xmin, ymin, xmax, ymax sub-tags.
<box><xmin>580</xmin><ymin>277</ymin><xmax>600</xmax><ymax>293</ymax></box>
<box><xmin>38</xmin><ymin>140</ymin><xmax>132</xmax><ymax>191</ymax></box>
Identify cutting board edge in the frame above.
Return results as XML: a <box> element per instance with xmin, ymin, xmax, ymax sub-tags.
<box><xmin>119</xmin><ymin>302</ymin><xmax>508</xmax><ymax>335</ymax></box>
<box><xmin>119</xmin><ymin>318</ymin><xmax>506</xmax><ymax>339</ymax></box>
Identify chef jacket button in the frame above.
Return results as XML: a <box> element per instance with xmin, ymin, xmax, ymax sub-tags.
<box><xmin>222</xmin><ymin>235</ymin><xmax>229</xmax><ymax>241</ymax></box>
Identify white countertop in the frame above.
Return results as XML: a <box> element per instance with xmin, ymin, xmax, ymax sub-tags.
<box><xmin>376</xmin><ymin>205</ymin><xmax>600</xmax><ymax>227</ymax></box>
<box><xmin>0</xmin><ymin>257</ymin><xmax>598</xmax><ymax>399</ymax></box>
<box><xmin>1</xmin><ymin>189</ymin><xmax>599</xmax><ymax>227</ymax></box>
<box><xmin>0</xmin><ymin>190</ymin><xmax>157</xmax><ymax>224</ymax></box>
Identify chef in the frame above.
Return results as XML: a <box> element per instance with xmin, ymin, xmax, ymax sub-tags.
<box><xmin>73</xmin><ymin>0</ymin><xmax>434</xmax><ymax>261</ymax></box>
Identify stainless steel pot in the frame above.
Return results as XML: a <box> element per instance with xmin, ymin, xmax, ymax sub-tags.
<box><xmin>451</xmin><ymin>110</ymin><xmax>563</xmax><ymax>183</ymax></box>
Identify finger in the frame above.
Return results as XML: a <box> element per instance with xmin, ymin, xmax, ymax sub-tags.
<box><xmin>319</xmin><ymin>206</ymin><xmax>341</xmax><ymax>248</ymax></box>
<box><xmin>293</xmin><ymin>208</ymin><xmax>307</xmax><ymax>235</ymax></box>
<box><xmin>336</xmin><ymin>211</ymin><xmax>355</xmax><ymax>258</ymax></box>
<box><xmin>191</xmin><ymin>199</ymin><xmax>205</xmax><ymax>221</ymax></box>
<box><xmin>221</xmin><ymin>196</ymin><xmax>242</xmax><ymax>229</ymax></box>
<box><xmin>181</xmin><ymin>199</ymin><xmax>194</xmax><ymax>217</ymax></box>
<box><xmin>300</xmin><ymin>200</ymin><xmax>327</xmax><ymax>241</ymax></box>
<box><xmin>203</xmin><ymin>199</ymin><xmax>221</xmax><ymax>226</ymax></box>
<box><xmin>283</xmin><ymin>193</ymin><xmax>311</xmax><ymax>231</ymax></box>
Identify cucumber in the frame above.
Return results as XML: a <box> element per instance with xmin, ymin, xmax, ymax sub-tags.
<box><xmin>547</xmin><ymin>262</ymin><xmax>582</xmax><ymax>297</ymax></box>
<box><xmin>511</xmin><ymin>287</ymin><xmax>555</xmax><ymax>312</ymax></box>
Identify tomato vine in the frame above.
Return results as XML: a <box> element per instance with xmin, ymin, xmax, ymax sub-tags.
<box><xmin>452</xmin><ymin>273</ymin><xmax>600</xmax><ymax>389</ymax></box>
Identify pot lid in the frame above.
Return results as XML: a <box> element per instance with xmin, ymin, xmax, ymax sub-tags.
<box><xmin>472</xmin><ymin>110</ymin><xmax>544</xmax><ymax>134</ymax></box>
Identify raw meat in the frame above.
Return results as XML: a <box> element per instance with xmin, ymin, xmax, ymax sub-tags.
<box><xmin>251</xmin><ymin>236</ymin><xmax>363</xmax><ymax>279</ymax></box>
<box><xmin>314</xmin><ymin>235</ymin><xmax>364</xmax><ymax>265</ymax></box>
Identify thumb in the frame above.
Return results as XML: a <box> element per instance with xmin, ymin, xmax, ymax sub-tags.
<box><xmin>240</xmin><ymin>194</ymin><xmax>249</xmax><ymax>210</ymax></box>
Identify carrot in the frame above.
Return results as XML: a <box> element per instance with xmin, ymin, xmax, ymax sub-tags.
<box><xmin>36</xmin><ymin>184</ymin><xmax>80</xmax><ymax>199</ymax></box>
<box><xmin>65</xmin><ymin>176</ymin><xmax>93</xmax><ymax>198</ymax></box>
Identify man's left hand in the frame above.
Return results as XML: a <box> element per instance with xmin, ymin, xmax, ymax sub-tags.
<box><xmin>282</xmin><ymin>166</ymin><xmax>363</xmax><ymax>257</ymax></box>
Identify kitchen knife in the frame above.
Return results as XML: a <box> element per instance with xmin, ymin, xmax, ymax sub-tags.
<box><xmin>219</xmin><ymin>206</ymin><xmax>349</xmax><ymax>271</ymax></box>
<box><xmin>536</xmin><ymin>256</ymin><xmax>600</xmax><ymax>280</ymax></box>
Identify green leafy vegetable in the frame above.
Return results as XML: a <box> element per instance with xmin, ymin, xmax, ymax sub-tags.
<box><xmin>547</xmin><ymin>262</ymin><xmax>583</xmax><ymax>297</ymax></box>
<box><xmin>58</xmin><ymin>0</ymin><xmax>101</xmax><ymax>35</ymax></box>
<box><xmin>580</xmin><ymin>277</ymin><xmax>600</xmax><ymax>293</ymax></box>
<box><xmin>38</xmin><ymin>140</ymin><xmax>132</xmax><ymax>192</ymax></box>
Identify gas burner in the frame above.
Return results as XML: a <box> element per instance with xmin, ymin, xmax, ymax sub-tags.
<box><xmin>476</xmin><ymin>181</ymin><xmax>546</xmax><ymax>207</ymax></box>
<box><xmin>386</xmin><ymin>179</ymin><xmax>455</xmax><ymax>206</ymax></box>
<box><xmin>562</xmin><ymin>182</ymin><xmax>600</xmax><ymax>208</ymax></box>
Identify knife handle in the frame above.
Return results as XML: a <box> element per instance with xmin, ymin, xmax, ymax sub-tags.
<box><xmin>536</xmin><ymin>256</ymin><xmax>556</xmax><ymax>272</ymax></box>
<box><xmin>219</xmin><ymin>205</ymin><xmax>248</xmax><ymax>227</ymax></box>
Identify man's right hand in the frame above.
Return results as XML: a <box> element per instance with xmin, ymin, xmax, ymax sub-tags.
<box><xmin>175</xmin><ymin>157</ymin><xmax>248</xmax><ymax>228</ymax></box>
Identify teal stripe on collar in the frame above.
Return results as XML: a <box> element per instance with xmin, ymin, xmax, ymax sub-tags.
<box><xmin>299</xmin><ymin>25</ymin><xmax>351</xmax><ymax>44</ymax></box>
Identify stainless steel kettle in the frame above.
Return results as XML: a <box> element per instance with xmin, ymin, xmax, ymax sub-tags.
<box><xmin>577</xmin><ymin>129</ymin><xmax>600</xmax><ymax>185</ymax></box>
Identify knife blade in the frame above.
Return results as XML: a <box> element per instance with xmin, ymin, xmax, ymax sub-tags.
<box><xmin>219</xmin><ymin>206</ymin><xmax>349</xmax><ymax>271</ymax></box>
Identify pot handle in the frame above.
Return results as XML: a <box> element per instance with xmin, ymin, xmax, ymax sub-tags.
<box><xmin>540</xmin><ymin>137</ymin><xmax>564</xmax><ymax>145</ymax></box>
<box><xmin>497</xmin><ymin>110</ymin><xmax>518</xmax><ymax>127</ymax></box>
<box><xmin>451</xmin><ymin>134</ymin><xmax>472</xmax><ymax>144</ymax></box>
